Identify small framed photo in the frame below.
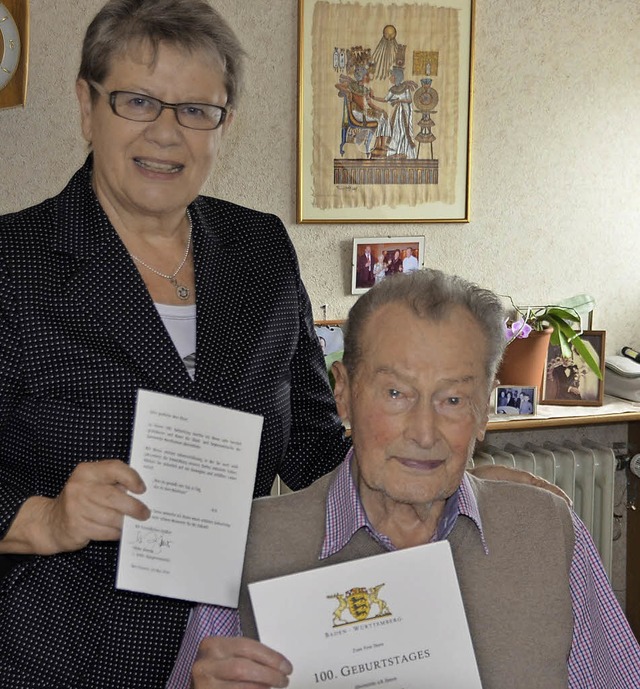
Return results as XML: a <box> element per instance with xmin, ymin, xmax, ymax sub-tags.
<box><xmin>351</xmin><ymin>236</ymin><xmax>425</xmax><ymax>294</ymax></box>
<box><xmin>541</xmin><ymin>330</ymin><xmax>606</xmax><ymax>406</ymax></box>
<box><xmin>494</xmin><ymin>385</ymin><xmax>537</xmax><ymax>416</ymax></box>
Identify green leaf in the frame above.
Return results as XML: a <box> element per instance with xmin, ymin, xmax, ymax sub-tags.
<box><xmin>544</xmin><ymin>306</ymin><xmax>580</xmax><ymax>324</ymax></box>
<box><xmin>546</xmin><ymin>318</ymin><xmax>602</xmax><ymax>379</ymax></box>
<box><xmin>570</xmin><ymin>336</ymin><xmax>603</xmax><ymax>380</ymax></box>
<box><xmin>552</xmin><ymin>319</ymin><xmax>575</xmax><ymax>359</ymax></box>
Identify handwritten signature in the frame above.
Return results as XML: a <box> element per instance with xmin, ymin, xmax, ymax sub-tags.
<box><xmin>134</xmin><ymin>530</ymin><xmax>172</xmax><ymax>554</ymax></box>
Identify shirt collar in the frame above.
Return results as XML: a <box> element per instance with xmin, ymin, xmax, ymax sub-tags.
<box><xmin>321</xmin><ymin>449</ymin><xmax>489</xmax><ymax>558</ymax></box>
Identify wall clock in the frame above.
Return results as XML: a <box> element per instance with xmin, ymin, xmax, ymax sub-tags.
<box><xmin>0</xmin><ymin>0</ymin><xmax>29</xmax><ymax>109</ymax></box>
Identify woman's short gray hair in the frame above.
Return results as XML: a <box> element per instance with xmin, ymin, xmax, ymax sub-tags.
<box><xmin>78</xmin><ymin>0</ymin><xmax>245</xmax><ymax>108</ymax></box>
<box><xmin>342</xmin><ymin>269</ymin><xmax>507</xmax><ymax>387</ymax></box>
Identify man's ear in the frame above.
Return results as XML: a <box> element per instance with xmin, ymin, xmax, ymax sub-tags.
<box><xmin>331</xmin><ymin>361</ymin><xmax>351</xmax><ymax>424</ymax></box>
<box><xmin>476</xmin><ymin>396</ymin><xmax>489</xmax><ymax>442</ymax></box>
<box><xmin>476</xmin><ymin>381</ymin><xmax>496</xmax><ymax>442</ymax></box>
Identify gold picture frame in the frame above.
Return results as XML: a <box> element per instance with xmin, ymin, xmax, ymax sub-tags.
<box><xmin>297</xmin><ymin>0</ymin><xmax>474</xmax><ymax>223</ymax></box>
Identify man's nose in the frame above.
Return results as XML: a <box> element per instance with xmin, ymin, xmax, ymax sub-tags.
<box><xmin>404</xmin><ymin>402</ymin><xmax>438</xmax><ymax>448</ymax></box>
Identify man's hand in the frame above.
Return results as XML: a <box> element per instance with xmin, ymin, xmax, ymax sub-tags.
<box><xmin>468</xmin><ymin>463</ymin><xmax>572</xmax><ymax>506</ymax></box>
<box><xmin>192</xmin><ymin>637</ymin><xmax>293</xmax><ymax>689</ymax></box>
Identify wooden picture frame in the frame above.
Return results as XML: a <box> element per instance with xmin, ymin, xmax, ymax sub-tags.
<box><xmin>351</xmin><ymin>236</ymin><xmax>425</xmax><ymax>294</ymax></box>
<box><xmin>541</xmin><ymin>330</ymin><xmax>606</xmax><ymax>406</ymax></box>
<box><xmin>0</xmin><ymin>0</ymin><xmax>30</xmax><ymax>110</ymax></box>
<box><xmin>297</xmin><ymin>0</ymin><xmax>474</xmax><ymax>223</ymax></box>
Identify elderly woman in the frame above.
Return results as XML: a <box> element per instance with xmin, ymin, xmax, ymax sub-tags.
<box><xmin>0</xmin><ymin>1</ymin><xmax>348</xmax><ymax>687</ymax></box>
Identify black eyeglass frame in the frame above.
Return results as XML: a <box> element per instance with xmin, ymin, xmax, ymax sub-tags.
<box><xmin>89</xmin><ymin>81</ymin><xmax>228</xmax><ymax>131</ymax></box>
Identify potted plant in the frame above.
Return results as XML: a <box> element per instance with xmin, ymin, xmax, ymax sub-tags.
<box><xmin>505</xmin><ymin>300</ymin><xmax>602</xmax><ymax>378</ymax></box>
<box><xmin>498</xmin><ymin>299</ymin><xmax>603</xmax><ymax>390</ymax></box>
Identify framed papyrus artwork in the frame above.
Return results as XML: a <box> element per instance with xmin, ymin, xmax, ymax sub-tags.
<box><xmin>297</xmin><ymin>0</ymin><xmax>474</xmax><ymax>223</ymax></box>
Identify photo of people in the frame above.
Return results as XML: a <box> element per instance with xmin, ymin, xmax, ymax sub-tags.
<box><xmin>494</xmin><ymin>386</ymin><xmax>537</xmax><ymax>416</ymax></box>
<box><xmin>352</xmin><ymin>236</ymin><xmax>425</xmax><ymax>293</ymax></box>
<box><xmin>542</xmin><ymin>331</ymin><xmax>605</xmax><ymax>405</ymax></box>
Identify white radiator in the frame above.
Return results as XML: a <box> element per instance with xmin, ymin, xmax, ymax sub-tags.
<box><xmin>469</xmin><ymin>440</ymin><xmax>616</xmax><ymax>578</ymax></box>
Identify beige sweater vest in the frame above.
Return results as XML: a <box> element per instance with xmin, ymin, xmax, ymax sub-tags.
<box><xmin>238</xmin><ymin>471</ymin><xmax>575</xmax><ymax>689</ymax></box>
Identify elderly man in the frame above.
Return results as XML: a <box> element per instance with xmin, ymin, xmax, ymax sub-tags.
<box><xmin>169</xmin><ymin>270</ymin><xmax>640</xmax><ymax>689</ymax></box>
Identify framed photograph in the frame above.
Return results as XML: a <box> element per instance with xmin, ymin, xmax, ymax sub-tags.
<box><xmin>297</xmin><ymin>0</ymin><xmax>474</xmax><ymax>223</ymax></box>
<box><xmin>351</xmin><ymin>236</ymin><xmax>425</xmax><ymax>294</ymax></box>
<box><xmin>494</xmin><ymin>386</ymin><xmax>537</xmax><ymax>416</ymax></box>
<box><xmin>542</xmin><ymin>330</ymin><xmax>606</xmax><ymax>406</ymax></box>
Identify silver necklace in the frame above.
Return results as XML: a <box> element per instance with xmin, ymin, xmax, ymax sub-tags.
<box><xmin>130</xmin><ymin>210</ymin><xmax>193</xmax><ymax>301</ymax></box>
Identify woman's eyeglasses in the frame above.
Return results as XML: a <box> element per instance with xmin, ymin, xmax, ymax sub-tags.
<box><xmin>90</xmin><ymin>81</ymin><xmax>227</xmax><ymax>131</ymax></box>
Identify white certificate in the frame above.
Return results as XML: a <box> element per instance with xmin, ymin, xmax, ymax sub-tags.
<box><xmin>249</xmin><ymin>541</ymin><xmax>481</xmax><ymax>689</ymax></box>
<box><xmin>117</xmin><ymin>389</ymin><xmax>263</xmax><ymax>606</ymax></box>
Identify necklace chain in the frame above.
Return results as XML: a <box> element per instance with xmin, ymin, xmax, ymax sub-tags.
<box><xmin>130</xmin><ymin>210</ymin><xmax>193</xmax><ymax>300</ymax></box>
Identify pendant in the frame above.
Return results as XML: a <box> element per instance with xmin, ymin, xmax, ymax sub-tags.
<box><xmin>170</xmin><ymin>277</ymin><xmax>190</xmax><ymax>301</ymax></box>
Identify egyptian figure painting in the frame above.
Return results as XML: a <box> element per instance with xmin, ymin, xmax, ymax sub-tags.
<box><xmin>298</xmin><ymin>0</ymin><xmax>473</xmax><ymax>222</ymax></box>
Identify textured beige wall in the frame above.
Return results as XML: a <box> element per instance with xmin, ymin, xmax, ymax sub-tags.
<box><xmin>1</xmin><ymin>0</ymin><xmax>639</xmax><ymax>354</ymax></box>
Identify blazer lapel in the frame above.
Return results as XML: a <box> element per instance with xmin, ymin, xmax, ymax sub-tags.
<box><xmin>52</xmin><ymin>165</ymin><xmax>196</xmax><ymax>396</ymax></box>
<box><xmin>190</xmin><ymin>201</ymin><xmax>249</xmax><ymax>402</ymax></box>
